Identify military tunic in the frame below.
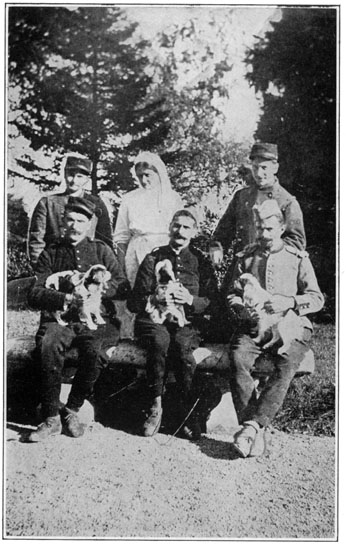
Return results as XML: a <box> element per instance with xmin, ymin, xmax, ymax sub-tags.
<box><xmin>28</xmin><ymin>237</ymin><xmax>129</xmax><ymax>418</ymax></box>
<box><xmin>213</xmin><ymin>181</ymin><xmax>306</xmax><ymax>253</ymax></box>
<box><xmin>127</xmin><ymin>244</ymin><xmax>219</xmax><ymax>400</ymax></box>
<box><xmin>228</xmin><ymin>242</ymin><xmax>324</xmax><ymax>330</ymax></box>
<box><xmin>226</xmin><ymin>241</ymin><xmax>324</xmax><ymax>428</ymax></box>
<box><xmin>127</xmin><ymin>244</ymin><xmax>219</xmax><ymax>320</ymax></box>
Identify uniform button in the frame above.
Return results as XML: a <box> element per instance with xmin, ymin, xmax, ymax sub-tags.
<box><xmin>268</xmin><ymin>193</ymin><xmax>273</xmax><ymax>198</ymax></box>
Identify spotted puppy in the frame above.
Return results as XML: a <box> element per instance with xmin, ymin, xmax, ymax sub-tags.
<box><xmin>145</xmin><ymin>259</ymin><xmax>189</xmax><ymax>327</ymax></box>
<box><xmin>235</xmin><ymin>273</ymin><xmax>303</xmax><ymax>355</ymax></box>
<box><xmin>45</xmin><ymin>264</ymin><xmax>111</xmax><ymax>330</ymax></box>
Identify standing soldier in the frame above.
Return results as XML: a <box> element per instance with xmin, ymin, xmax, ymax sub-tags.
<box><xmin>28</xmin><ymin>152</ymin><xmax>113</xmax><ymax>266</ymax></box>
<box><xmin>210</xmin><ymin>142</ymin><xmax>306</xmax><ymax>273</ymax></box>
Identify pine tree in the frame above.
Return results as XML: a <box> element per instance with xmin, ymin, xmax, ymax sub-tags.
<box><xmin>8</xmin><ymin>6</ymin><xmax>169</xmax><ymax>193</ymax></box>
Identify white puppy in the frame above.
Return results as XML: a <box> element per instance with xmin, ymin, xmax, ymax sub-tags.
<box><xmin>235</xmin><ymin>273</ymin><xmax>303</xmax><ymax>355</ymax></box>
<box><xmin>46</xmin><ymin>264</ymin><xmax>111</xmax><ymax>330</ymax></box>
<box><xmin>145</xmin><ymin>259</ymin><xmax>189</xmax><ymax>327</ymax></box>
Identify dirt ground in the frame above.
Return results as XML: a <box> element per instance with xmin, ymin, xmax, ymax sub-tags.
<box><xmin>5</xmin><ymin>423</ymin><xmax>335</xmax><ymax>539</ymax></box>
<box><xmin>5</xmin><ymin>310</ymin><xmax>336</xmax><ymax>539</ymax></box>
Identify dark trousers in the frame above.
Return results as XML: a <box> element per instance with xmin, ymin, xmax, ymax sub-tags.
<box><xmin>229</xmin><ymin>328</ymin><xmax>312</xmax><ymax>427</ymax></box>
<box><xmin>35</xmin><ymin>321</ymin><xmax>120</xmax><ymax>418</ymax></box>
<box><xmin>135</xmin><ymin>316</ymin><xmax>201</xmax><ymax>402</ymax></box>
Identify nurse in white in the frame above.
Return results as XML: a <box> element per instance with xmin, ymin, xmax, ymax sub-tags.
<box><xmin>114</xmin><ymin>152</ymin><xmax>183</xmax><ymax>287</ymax></box>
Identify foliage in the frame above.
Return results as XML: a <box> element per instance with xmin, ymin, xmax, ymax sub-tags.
<box><xmin>7</xmin><ymin>196</ymin><xmax>29</xmax><ymax>242</ymax></box>
<box><xmin>7</xmin><ymin>243</ymin><xmax>34</xmax><ymax>281</ymax></box>
<box><xmin>245</xmin><ymin>7</ymin><xmax>337</xmax><ymax>304</ymax></box>
<box><xmin>147</xmin><ymin>14</ymin><xmax>250</xmax><ymax>207</ymax></box>
<box><xmin>7</xmin><ymin>196</ymin><xmax>34</xmax><ymax>280</ymax></box>
<box><xmin>8</xmin><ymin>6</ymin><xmax>253</xmax><ymax>229</ymax></box>
<box><xmin>8</xmin><ymin>6</ymin><xmax>169</xmax><ymax>193</ymax></box>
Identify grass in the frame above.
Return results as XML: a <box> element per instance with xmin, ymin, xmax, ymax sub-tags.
<box><xmin>273</xmin><ymin>323</ymin><xmax>336</xmax><ymax>436</ymax></box>
<box><xmin>6</xmin><ymin>311</ymin><xmax>336</xmax><ymax>437</ymax></box>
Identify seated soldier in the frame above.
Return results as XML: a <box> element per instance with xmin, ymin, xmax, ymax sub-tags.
<box><xmin>225</xmin><ymin>200</ymin><xmax>324</xmax><ymax>458</ymax></box>
<box><xmin>127</xmin><ymin>210</ymin><xmax>220</xmax><ymax>440</ymax></box>
<box><xmin>27</xmin><ymin>196</ymin><xmax>129</xmax><ymax>442</ymax></box>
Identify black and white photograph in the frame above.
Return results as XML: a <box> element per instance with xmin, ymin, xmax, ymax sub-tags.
<box><xmin>4</xmin><ymin>2</ymin><xmax>338</xmax><ymax>539</ymax></box>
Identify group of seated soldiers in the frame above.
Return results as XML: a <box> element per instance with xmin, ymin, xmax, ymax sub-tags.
<box><xmin>25</xmin><ymin>143</ymin><xmax>324</xmax><ymax>460</ymax></box>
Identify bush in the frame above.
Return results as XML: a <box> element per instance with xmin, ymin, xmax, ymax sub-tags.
<box><xmin>7</xmin><ymin>241</ymin><xmax>34</xmax><ymax>281</ymax></box>
<box><xmin>7</xmin><ymin>196</ymin><xmax>34</xmax><ymax>281</ymax></box>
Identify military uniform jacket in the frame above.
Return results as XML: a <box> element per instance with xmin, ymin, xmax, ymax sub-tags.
<box><xmin>28</xmin><ymin>237</ymin><xmax>129</xmax><ymax>324</ymax></box>
<box><xmin>127</xmin><ymin>244</ymin><xmax>219</xmax><ymax>321</ymax></box>
<box><xmin>213</xmin><ymin>182</ymin><xmax>306</xmax><ymax>253</ymax></box>
<box><xmin>28</xmin><ymin>192</ymin><xmax>113</xmax><ymax>265</ymax></box>
<box><xmin>227</xmin><ymin>242</ymin><xmax>324</xmax><ymax>330</ymax></box>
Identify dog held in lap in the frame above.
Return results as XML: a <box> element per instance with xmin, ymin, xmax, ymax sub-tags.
<box><xmin>145</xmin><ymin>259</ymin><xmax>189</xmax><ymax>327</ymax></box>
<box><xmin>45</xmin><ymin>264</ymin><xmax>111</xmax><ymax>330</ymax></box>
<box><xmin>236</xmin><ymin>273</ymin><xmax>303</xmax><ymax>355</ymax></box>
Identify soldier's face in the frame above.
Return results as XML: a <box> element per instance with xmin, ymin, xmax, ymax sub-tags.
<box><xmin>251</xmin><ymin>159</ymin><xmax>278</xmax><ymax>189</ymax></box>
<box><xmin>257</xmin><ymin>216</ymin><xmax>285</xmax><ymax>250</ymax></box>
<box><xmin>65</xmin><ymin>211</ymin><xmax>92</xmax><ymax>245</ymax></box>
<box><xmin>65</xmin><ymin>169</ymin><xmax>90</xmax><ymax>195</ymax></box>
<box><xmin>169</xmin><ymin>215</ymin><xmax>196</xmax><ymax>250</ymax></box>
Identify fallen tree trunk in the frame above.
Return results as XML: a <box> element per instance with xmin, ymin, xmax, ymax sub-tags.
<box><xmin>6</xmin><ymin>336</ymin><xmax>315</xmax><ymax>435</ymax></box>
<box><xmin>6</xmin><ymin>336</ymin><xmax>231</xmax><ymax>371</ymax></box>
<box><xmin>6</xmin><ymin>336</ymin><xmax>315</xmax><ymax>375</ymax></box>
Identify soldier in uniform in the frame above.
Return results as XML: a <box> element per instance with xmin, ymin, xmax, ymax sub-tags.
<box><xmin>127</xmin><ymin>209</ymin><xmax>219</xmax><ymax>440</ymax></box>
<box><xmin>28</xmin><ymin>152</ymin><xmax>113</xmax><ymax>266</ymax></box>
<box><xmin>225</xmin><ymin>200</ymin><xmax>324</xmax><ymax>458</ymax></box>
<box><xmin>27</xmin><ymin>196</ymin><xmax>129</xmax><ymax>442</ymax></box>
<box><xmin>210</xmin><ymin>142</ymin><xmax>306</xmax><ymax>273</ymax></box>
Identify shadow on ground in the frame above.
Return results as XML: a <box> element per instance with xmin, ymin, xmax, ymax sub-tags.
<box><xmin>7</xmin><ymin>355</ymin><xmax>228</xmax><ymax>454</ymax></box>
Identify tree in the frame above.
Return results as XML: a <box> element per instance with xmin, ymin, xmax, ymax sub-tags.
<box><xmin>245</xmin><ymin>7</ymin><xmax>337</xmax><ymax>303</ymax></box>
<box><xmin>8</xmin><ymin>6</ymin><xmax>169</xmax><ymax>193</ymax></box>
<box><xmin>140</xmin><ymin>12</ymin><xmax>250</xmax><ymax>219</ymax></box>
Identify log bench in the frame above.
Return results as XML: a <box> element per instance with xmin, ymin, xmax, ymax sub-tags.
<box><xmin>6</xmin><ymin>335</ymin><xmax>315</xmax><ymax>435</ymax></box>
<box><xmin>6</xmin><ymin>282</ymin><xmax>315</xmax><ymax>434</ymax></box>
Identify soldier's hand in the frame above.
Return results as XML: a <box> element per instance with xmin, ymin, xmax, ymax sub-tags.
<box><xmin>172</xmin><ymin>285</ymin><xmax>193</xmax><ymax>305</ymax></box>
<box><xmin>45</xmin><ymin>270</ymin><xmax>75</xmax><ymax>290</ymax></box>
<box><xmin>264</xmin><ymin>295</ymin><xmax>295</xmax><ymax>314</ymax></box>
<box><xmin>246</xmin><ymin>307</ymin><xmax>260</xmax><ymax>323</ymax></box>
<box><xmin>227</xmin><ymin>295</ymin><xmax>243</xmax><ymax>307</ymax></box>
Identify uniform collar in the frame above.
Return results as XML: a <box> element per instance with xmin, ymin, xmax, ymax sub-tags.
<box><xmin>168</xmin><ymin>243</ymin><xmax>192</xmax><ymax>257</ymax></box>
<box><xmin>62</xmin><ymin>236</ymin><xmax>91</xmax><ymax>248</ymax></box>
<box><xmin>256</xmin><ymin>178</ymin><xmax>279</xmax><ymax>194</ymax></box>
<box><xmin>258</xmin><ymin>239</ymin><xmax>284</xmax><ymax>255</ymax></box>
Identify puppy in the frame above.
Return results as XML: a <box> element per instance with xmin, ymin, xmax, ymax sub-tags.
<box><xmin>46</xmin><ymin>265</ymin><xmax>111</xmax><ymax>330</ymax></box>
<box><xmin>145</xmin><ymin>259</ymin><xmax>189</xmax><ymax>327</ymax></box>
<box><xmin>235</xmin><ymin>273</ymin><xmax>303</xmax><ymax>355</ymax></box>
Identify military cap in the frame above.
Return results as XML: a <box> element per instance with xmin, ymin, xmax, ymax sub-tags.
<box><xmin>253</xmin><ymin>199</ymin><xmax>284</xmax><ymax>222</ymax></box>
<box><xmin>249</xmin><ymin>142</ymin><xmax>278</xmax><ymax>161</ymax></box>
<box><xmin>65</xmin><ymin>153</ymin><xmax>92</xmax><ymax>175</ymax></box>
<box><xmin>65</xmin><ymin>196</ymin><xmax>96</xmax><ymax>219</ymax></box>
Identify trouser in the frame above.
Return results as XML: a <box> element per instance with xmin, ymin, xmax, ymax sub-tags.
<box><xmin>229</xmin><ymin>327</ymin><xmax>312</xmax><ymax>428</ymax></box>
<box><xmin>35</xmin><ymin>321</ymin><xmax>120</xmax><ymax>418</ymax></box>
<box><xmin>135</xmin><ymin>316</ymin><xmax>201</xmax><ymax>403</ymax></box>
